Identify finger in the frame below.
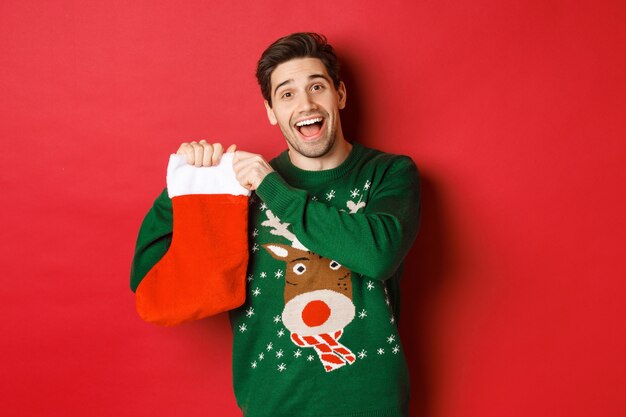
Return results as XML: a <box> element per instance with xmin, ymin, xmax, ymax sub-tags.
<box><xmin>176</xmin><ymin>142</ymin><xmax>194</xmax><ymax>165</ymax></box>
<box><xmin>190</xmin><ymin>141</ymin><xmax>204</xmax><ymax>167</ymax></box>
<box><xmin>226</xmin><ymin>144</ymin><xmax>237</xmax><ymax>153</ymax></box>
<box><xmin>201</xmin><ymin>142</ymin><xmax>214</xmax><ymax>167</ymax></box>
<box><xmin>212</xmin><ymin>143</ymin><xmax>224</xmax><ymax>166</ymax></box>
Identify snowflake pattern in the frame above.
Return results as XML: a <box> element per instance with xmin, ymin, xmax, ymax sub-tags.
<box><xmin>277</xmin><ymin>329</ymin><xmax>285</xmax><ymax>337</ymax></box>
<box><xmin>358</xmin><ymin>309</ymin><xmax>368</xmax><ymax>319</ymax></box>
<box><xmin>307</xmin><ymin>355</ymin><xmax>315</xmax><ymax>362</ymax></box>
<box><xmin>260</xmin><ymin>203</ymin><xmax>268</xmax><ymax>211</ymax></box>
<box><xmin>377</xmin><ymin>348</ymin><xmax>385</xmax><ymax>355</ymax></box>
<box><xmin>276</xmin><ymin>349</ymin><xmax>284</xmax><ymax>358</ymax></box>
<box><xmin>247</xmin><ymin>274</ymin><xmax>254</xmax><ymax>282</ymax></box>
<box><xmin>266</xmin><ymin>342</ymin><xmax>273</xmax><ymax>351</ymax></box>
<box><xmin>366</xmin><ymin>281</ymin><xmax>375</xmax><ymax>291</ymax></box>
<box><xmin>364</xmin><ymin>180</ymin><xmax>371</xmax><ymax>190</ymax></box>
<box><xmin>252</xmin><ymin>228</ymin><xmax>259</xmax><ymax>237</ymax></box>
<box><xmin>252</xmin><ymin>243</ymin><xmax>260</xmax><ymax>252</ymax></box>
<box><xmin>239</xmin><ymin>324</ymin><xmax>247</xmax><ymax>333</ymax></box>
<box><xmin>251</xmin><ymin>361</ymin><xmax>257</xmax><ymax>369</ymax></box>
<box><xmin>260</xmin><ymin>272</ymin><xmax>267</xmax><ymax>279</ymax></box>
<box><xmin>294</xmin><ymin>349</ymin><xmax>302</xmax><ymax>358</ymax></box>
<box><xmin>325</xmin><ymin>190</ymin><xmax>336</xmax><ymax>200</ymax></box>
<box><xmin>392</xmin><ymin>345</ymin><xmax>400</xmax><ymax>354</ymax></box>
<box><xmin>357</xmin><ymin>350</ymin><xmax>367</xmax><ymax>359</ymax></box>
<box><xmin>245</xmin><ymin>307</ymin><xmax>255</xmax><ymax>318</ymax></box>
<box><xmin>258</xmin><ymin>352</ymin><xmax>265</xmax><ymax>361</ymax></box>
<box><xmin>273</xmin><ymin>315</ymin><xmax>281</xmax><ymax>324</ymax></box>
<box><xmin>350</xmin><ymin>188</ymin><xmax>360</xmax><ymax>198</ymax></box>
<box><xmin>387</xmin><ymin>335</ymin><xmax>396</xmax><ymax>344</ymax></box>
<box><xmin>274</xmin><ymin>270</ymin><xmax>284</xmax><ymax>278</ymax></box>
<box><xmin>252</xmin><ymin>287</ymin><xmax>261</xmax><ymax>297</ymax></box>
<box><xmin>390</xmin><ymin>316</ymin><xmax>396</xmax><ymax>324</ymax></box>
<box><xmin>278</xmin><ymin>363</ymin><xmax>286</xmax><ymax>372</ymax></box>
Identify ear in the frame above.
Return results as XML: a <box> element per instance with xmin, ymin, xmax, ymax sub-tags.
<box><xmin>263</xmin><ymin>243</ymin><xmax>291</xmax><ymax>260</ymax></box>
<box><xmin>337</xmin><ymin>81</ymin><xmax>347</xmax><ymax>110</ymax></box>
<box><xmin>264</xmin><ymin>100</ymin><xmax>278</xmax><ymax>125</ymax></box>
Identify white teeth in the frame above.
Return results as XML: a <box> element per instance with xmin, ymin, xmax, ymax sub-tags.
<box><xmin>296</xmin><ymin>117</ymin><xmax>323</xmax><ymax>127</ymax></box>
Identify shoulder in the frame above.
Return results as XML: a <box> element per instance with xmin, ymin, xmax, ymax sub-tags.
<box><xmin>354</xmin><ymin>143</ymin><xmax>419</xmax><ymax>178</ymax></box>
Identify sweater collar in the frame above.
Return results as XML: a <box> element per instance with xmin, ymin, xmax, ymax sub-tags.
<box><xmin>272</xmin><ymin>142</ymin><xmax>363</xmax><ymax>187</ymax></box>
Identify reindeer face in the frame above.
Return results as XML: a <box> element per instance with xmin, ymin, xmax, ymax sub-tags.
<box><xmin>263</xmin><ymin>243</ymin><xmax>355</xmax><ymax>336</ymax></box>
<box><xmin>263</xmin><ymin>244</ymin><xmax>352</xmax><ymax>303</ymax></box>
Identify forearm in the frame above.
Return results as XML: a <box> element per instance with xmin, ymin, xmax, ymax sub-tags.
<box><xmin>255</xmin><ymin>161</ymin><xmax>421</xmax><ymax>280</ymax></box>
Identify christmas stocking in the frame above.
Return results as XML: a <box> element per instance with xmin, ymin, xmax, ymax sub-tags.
<box><xmin>136</xmin><ymin>153</ymin><xmax>250</xmax><ymax>326</ymax></box>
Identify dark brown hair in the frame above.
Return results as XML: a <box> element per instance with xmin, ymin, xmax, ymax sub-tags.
<box><xmin>256</xmin><ymin>32</ymin><xmax>341</xmax><ymax>107</ymax></box>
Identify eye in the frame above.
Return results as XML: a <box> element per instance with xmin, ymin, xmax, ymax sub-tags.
<box><xmin>281</xmin><ymin>91</ymin><xmax>293</xmax><ymax>99</ymax></box>
<box><xmin>311</xmin><ymin>84</ymin><xmax>324</xmax><ymax>92</ymax></box>
<box><xmin>329</xmin><ymin>260</ymin><xmax>341</xmax><ymax>270</ymax></box>
<box><xmin>293</xmin><ymin>263</ymin><xmax>306</xmax><ymax>275</ymax></box>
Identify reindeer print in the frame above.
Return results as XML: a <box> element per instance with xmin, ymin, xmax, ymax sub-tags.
<box><xmin>261</xmin><ymin>211</ymin><xmax>357</xmax><ymax>372</ymax></box>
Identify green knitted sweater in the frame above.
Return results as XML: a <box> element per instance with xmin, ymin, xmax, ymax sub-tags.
<box><xmin>131</xmin><ymin>142</ymin><xmax>421</xmax><ymax>417</ymax></box>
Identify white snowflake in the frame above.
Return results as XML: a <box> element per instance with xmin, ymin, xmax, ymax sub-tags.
<box><xmin>252</xmin><ymin>243</ymin><xmax>259</xmax><ymax>252</ymax></box>
<box><xmin>350</xmin><ymin>188</ymin><xmax>360</xmax><ymax>198</ymax></box>
<box><xmin>276</xmin><ymin>349</ymin><xmax>284</xmax><ymax>358</ymax></box>
<box><xmin>387</xmin><ymin>334</ymin><xmax>396</xmax><ymax>344</ymax></box>
<box><xmin>325</xmin><ymin>190</ymin><xmax>336</xmax><ymax>200</ymax></box>
<box><xmin>357</xmin><ymin>349</ymin><xmax>367</xmax><ymax>359</ymax></box>
<box><xmin>249</xmin><ymin>195</ymin><xmax>257</xmax><ymax>204</ymax></box>
<box><xmin>252</xmin><ymin>287</ymin><xmax>261</xmax><ymax>297</ymax></box>
<box><xmin>252</xmin><ymin>228</ymin><xmax>259</xmax><ymax>237</ymax></box>
<box><xmin>393</xmin><ymin>345</ymin><xmax>400</xmax><ymax>354</ymax></box>
<box><xmin>260</xmin><ymin>272</ymin><xmax>267</xmax><ymax>278</ymax></box>
<box><xmin>385</xmin><ymin>298</ymin><xmax>391</xmax><ymax>306</ymax></box>
<box><xmin>245</xmin><ymin>307</ymin><xmax>255</xmax><ymax>318</ymax></box>
<box><xmin>311</xmin><ymin>196</ymin><xmax>318</xmax><ymax>201</ymax></box>
<box><xmin>390</xmin><ymin>316</ymin><xmax>396</xmax><ymax>324</ymax></box>
<box><xmin>239</xmin><ymin>324</ymin><xmax>247</xmax><ymax>333</ymax></box>
<box><xmin>260</xmin><ymin>202</ymin><xmax>268</xmax><ymax>211</ymax></box>
<box><xmin>366</xmin><ymin>281</ymin><xmax>375</xmax><ymax>291</ymax></box>
<box><xmin>293</xmin><ymin>349</ymin><xmax>302</xmax><ymax>358</ymax></box>
<box><xmin>247</xmin><ymin>274</ymin><xmax>254</xmax><ymax>282</ymax></box>
<box><xmin>277</xmin><ymin>329</ymin><xmax>285</xmax><ymax>337</ymax></box>
<box><xmin>277</xmin><ymin>363</ymin><xmax>286</xmax><ymax>372</ymax></box>
<box><xmin>358</xmin><ymin>309</ymin><xmax>368</xmax><ymax>319</ymax></box>
<box><xmin>266</xmin><ymin>342</ymin><xmax>273</xmax><ymax>351</ymax></box>
<box><xmin>377</xmin><ymin>348</ymin><xmax>385</xmax><ymax>355</ymax></box>
<box><xmin>364</xmin><ymin>180</ymin><xmax>371</xmax><ymax>190</ymax></box>
<box><xmin>273</xmin><ymin>315</ymin><xmax>281</xmax><ymax>324</ymax></box>
<box><xmin>307</xmin><ymin>355</ymin><xmax>315</xmax><ymax>362</ymax></box>
<box><xmin>251</xmin><ymin>361</ymin><xmax>257</xmax><ymax>369</ymax></box>
<box><xmin>258</xmin><ymin>352</ymin><xmax>265</xmax><ymax>361</ymax></box>
<box><xmin>274</xmin><ymin>270</ymin><xmax>284</xmax><ymax>279</ymax></box>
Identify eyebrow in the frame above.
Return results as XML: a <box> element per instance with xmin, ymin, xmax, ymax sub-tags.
<box><xmin>273</xmin><ymin>74</ymin><xmax>331</xmax><ymax>97</ymax></box>
<box><xmin>289</xmin><ymin>257</ymin><xmax>310</xmax><ymax>263</ymax></box>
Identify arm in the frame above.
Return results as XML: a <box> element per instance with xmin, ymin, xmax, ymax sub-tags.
<box><xmin>130</xmin><ymin>188</ymin><xmax>173</xmax><ymax>292</ymax></box>
<box><xmin>255</xmin><ymin>157</ymin><xmax>421</xmax><ymax>280</ymax></box>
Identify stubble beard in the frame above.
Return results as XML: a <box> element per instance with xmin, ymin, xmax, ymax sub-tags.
<box><xmin>280</xmin><ymin>115</ymin><xmax>338</xmax><ymax>159</ymax></box>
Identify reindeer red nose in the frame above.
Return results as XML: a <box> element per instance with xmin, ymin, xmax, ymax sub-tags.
<box><xmin>301</xmin><ymin>300</ymin><xmax>331</xmax><ymax>327</ymax></box>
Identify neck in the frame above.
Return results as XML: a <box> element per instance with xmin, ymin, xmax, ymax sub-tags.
<box><xmin>288</xmin><ymin>137</ymin><xmax>353</xmax><ymax>171</ymax></box>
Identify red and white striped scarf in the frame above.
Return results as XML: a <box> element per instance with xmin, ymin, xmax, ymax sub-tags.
<box><xmin>291</xmin><ymin>330</ymin><xmax>356</xmax><ymax>372</ymax></box>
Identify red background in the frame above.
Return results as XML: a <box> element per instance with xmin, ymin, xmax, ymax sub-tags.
<box><xmin>1</xmin><ymin>1</ymin><xmax>625</xmax><ymax>416</ymax></box>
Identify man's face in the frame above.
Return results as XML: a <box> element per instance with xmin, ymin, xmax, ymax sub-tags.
<box><xmin>264</xmin><ymin>57</ymin><xmax>346</xmax><ymax>159</ymax></box>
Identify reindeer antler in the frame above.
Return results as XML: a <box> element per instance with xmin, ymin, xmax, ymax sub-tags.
<box><xmin>261</xmin><ymin>210</ymin><xmax>308</xmax><ymax>250</ymax></box>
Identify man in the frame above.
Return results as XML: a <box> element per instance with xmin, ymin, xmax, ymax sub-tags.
<box><xmin>131</xmin><ymin>32</ymin><xmax>420</xmax><ymax>417</ymax></box>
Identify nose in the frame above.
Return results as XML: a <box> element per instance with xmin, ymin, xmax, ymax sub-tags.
<box><xmin>296</xmin><ymin>91</ymin><xmax>318</xmax><ymax>112</ymax></box>
<box><xmin>301</xmin><ymin>300</ymin><xmax>331</xmax><ymax>327</ymax></box>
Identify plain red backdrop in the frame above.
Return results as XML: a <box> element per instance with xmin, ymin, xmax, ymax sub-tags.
<box><xmin>1</xmin><ymin>1</ymin><xmax>624</xmax><ymax>416</ymax></box>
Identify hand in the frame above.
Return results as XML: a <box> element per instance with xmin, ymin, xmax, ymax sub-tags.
<box><xmin>176</xmin><ymin>140</ymin><xmax>237</xmax><ymax>167</ymax></box>
<box><xmin>232</xmin><ymin>151</ymin><xmax>274</xmax><ymax>191</ymax></box>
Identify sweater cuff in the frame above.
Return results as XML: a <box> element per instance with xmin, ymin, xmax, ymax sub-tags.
<box><xmin>256</xmin><ymin>171</ymin><xmax>306</xmax><ymax>216</ymax></box>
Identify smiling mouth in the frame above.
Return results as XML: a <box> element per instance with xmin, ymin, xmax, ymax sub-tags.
<box><xmin>295</xmin><ymin>117</ymin><xmax>324</xmax><ymax>138</ymax></box>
